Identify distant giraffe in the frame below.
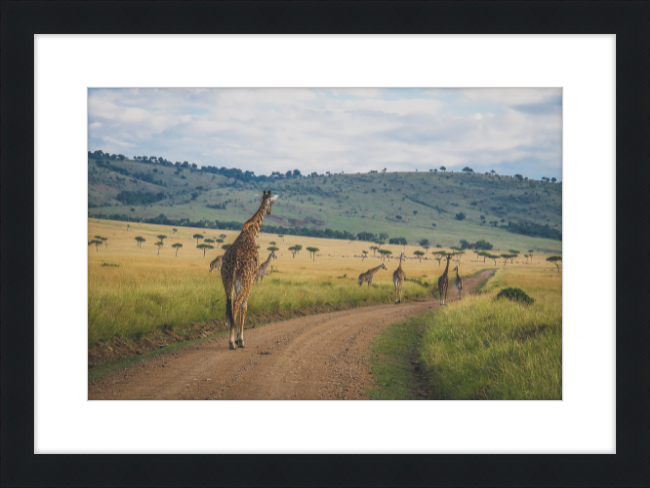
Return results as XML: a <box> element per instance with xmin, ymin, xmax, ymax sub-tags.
<box><xmin>437</xmin><ymin>254</ymin><xmax>452</xmax><ymax>305</ymax></box>
<box><xmin>453</xmin><ymin>265</ymin><xmax>463</xmax><ymax>299</ymax></box>
<box><xmin>358</xmin><ymin>264</ymin><xmax>387</xmax><ymax>288</ymax></box>
<box><xmin>209</xmin><ymin>255</ymin><xmax>223</xmax><ymax>273</ymax></box>
<box><xmin>220</xmin><ymin>190</ymin><xmax>278</xmax><ymax>350</ymax></box>
<box><xmin>255</xmin><ymin>251</ymin><xmax>276</xmax><ymax>283</ymax></box>
<box><xmin>393</xmin><ymin>252</ymin><xmax>406</xmax><ymax>304</ymax></box>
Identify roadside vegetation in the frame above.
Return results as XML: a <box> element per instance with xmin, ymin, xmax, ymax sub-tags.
<box><xmin>89</xmin><ymin>220</ymin><xmax>441</xmax><ymax>349</ymax></box>
<box><xmin>368</xmin><ymin>264</ymin><xmax>562</xmax><ymax>400</ymax></box>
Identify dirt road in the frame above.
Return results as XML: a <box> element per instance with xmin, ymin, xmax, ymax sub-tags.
<box><xmin>89</xmin><ymin>270</ymin><xmax>493</xmax><ymax>400</ymax></box>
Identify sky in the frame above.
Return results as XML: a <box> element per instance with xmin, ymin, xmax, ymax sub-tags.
<box><xmin>88</xmin><ymin>88</ymin><xmax>562</xmax><ymax>180</ymax></box>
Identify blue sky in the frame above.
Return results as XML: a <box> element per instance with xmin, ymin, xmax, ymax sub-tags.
<box><xmin>88</xmin><ymin>88</ymin><xmax>562</xmax><ymax>180</ymax></box>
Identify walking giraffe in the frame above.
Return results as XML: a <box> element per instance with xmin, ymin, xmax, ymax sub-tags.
<box><xmin>209</xmin><ymin>255</ymin><xmax>223</xmax><ymax>273</ymax></box>
<box><xmin>358</xmin><ymin>264</ymin><xmax>387</xmax><ymax>288</ymax></box>
<box><xmin>221</xmin><ymin>190</ymin><xmax>279</xmax><ymax>350</ymax></box>
<box><xmin>255</xmin><ymin>251</ymin><xmax>276</xmax><ymax>283</ymax></box>
<box><xmin>453</xmin><ymin>265</ymin><xmax>463</xmax><ymax>299</ymax></box>
<box><xmin>437</xmin><ymin>254</ymin><xmax>452</xmax><ymax>305</ymax></box>
<box><xmin>393</xmin><ymin>252</ymin><xmax>406</xmax><ymax>304</ymax></box>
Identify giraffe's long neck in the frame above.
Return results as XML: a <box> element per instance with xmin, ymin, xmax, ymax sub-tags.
<box><xmin>455</xmin><ymin>269</ymin><xmax>459</xmax><ymax>279</ymax></box>
<box><xmin>262</xmin><ymin>253</ymin><xmax>273</xmax><ymax>267</ymax></box>
<box><xmin>443</xmin><ymin>260</ymin><xmax>450</xmax><ymax>278</ymax></box>
<box><xmin>398</xmin><ymin>255</ymin><xmax>403</xmax><ymax>270</ymax></box>
<box><xmin>242</xmin><ymin>201</ymin><xmax>268</xmax><ymax>237</ymax></box>
<box><xmin>369</xmin><ymin>265</ymin><xmax>383</xmax><ymax>275</ymax></box>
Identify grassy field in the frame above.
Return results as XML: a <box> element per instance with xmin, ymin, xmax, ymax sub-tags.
<box><xmin>367</xmin><ymin>262</ymin><xmax>562</xmax><ymax>400</ymax></box>
<box><xmin>89</xmin><ymin>218</ymin><xmax>464</xmax><ymax>347</ymax></box>
<box><xmin>88</xmin><ymin>157</ymin><xmax>562</xmax><ymax>252</ymax></box>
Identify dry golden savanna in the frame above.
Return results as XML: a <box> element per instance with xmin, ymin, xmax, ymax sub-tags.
<box><xmin>88</xmin><ymin>218</ymin><xmax>558</xmax><ymax>350</ymax></box>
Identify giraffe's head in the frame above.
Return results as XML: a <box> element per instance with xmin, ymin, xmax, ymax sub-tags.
<box><xmin>260</xmin><ymin>190</ymin><xmax>279</xmax><ymax>215</ymax></box>
<box><xmin>453</xmin><ymin>266</ymin><xmax>458</xmax><ymax>271</ymax></box>
<box><xmin>380</xmin><ymin>263</ymin><xmax>387</xmax><ymax>270</ymax></box>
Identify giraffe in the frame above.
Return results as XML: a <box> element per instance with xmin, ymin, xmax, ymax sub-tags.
<box><xmin>393</xmin><ymin>252</ymin><xmax>406</xmax><ymax>304</ymax></box>
<box><xmin>437</xmin><ymin>254</ymin><xmax>452</xmax><ymax>305</ymax></box>
<box><xmin>209</xmin><ymin>255</ymin><xmax>223</xmax><ymax>273</ymax></box>
<box><xmin>255</xmin><ymin>251</ymin><xmax>276</xmax><ymax>283</ymax></box>
<box><xmin>453</xmin><ymin>265</ymin><xmax>463</xmax><ymax>300</ymax></box>
<box><xmin>358</xmin><ymin>264</ymin><xmax>387</xmax><ymax>288</ymax></box>
<box><xmin>220</xmin><ymin>190</ymin><xmax>278</xmax><ymax>350</ymax></box>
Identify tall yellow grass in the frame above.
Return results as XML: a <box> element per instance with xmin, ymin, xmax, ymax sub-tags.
<box><xmin>89</xmin><ymin>219</ymin><xmax>560</xmax><ymax>348</ymax></box>
<box><xmin>419</xmin><ymin>265</ymin><xmax>562</xmax><ymax>399</ymax></box>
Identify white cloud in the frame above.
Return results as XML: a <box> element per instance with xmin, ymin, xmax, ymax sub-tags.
<box><xmin>88</xmin><ymin>88</ymin><xmax>562</xmax><ymax>180</ymax></box>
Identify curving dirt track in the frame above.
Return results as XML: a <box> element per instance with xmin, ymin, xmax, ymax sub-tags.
<box><xmin>89</xmin><ymin>270</ymin><xmax>493</xmax><ymax>400</ymax></box>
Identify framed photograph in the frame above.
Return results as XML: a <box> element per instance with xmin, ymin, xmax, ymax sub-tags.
<box><xmin>2</xmin><ymin>1</ymin><xmax>647</xmax><ymax>486</ymax></box>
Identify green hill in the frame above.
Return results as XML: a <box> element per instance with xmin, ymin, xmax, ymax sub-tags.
<box><xmin>88</xmin><ymin>155</ymin><xmax>562</xmax><ymax>252</ymax></box>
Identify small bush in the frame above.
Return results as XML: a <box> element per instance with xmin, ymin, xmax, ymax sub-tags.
<box><xmin>496</xmin><ymin>287</ymin><xmax>535</xmax><ymax>305</ymax></box>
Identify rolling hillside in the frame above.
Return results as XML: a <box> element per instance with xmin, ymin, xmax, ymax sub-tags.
<box><xmin>88</xmin><ymin>155</ymin><xmax>562</xmax><ymax>252</ymax></box>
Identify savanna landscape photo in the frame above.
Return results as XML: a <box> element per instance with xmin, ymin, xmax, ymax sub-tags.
<box><xmin>87</xmin><ymin>88</ymin><xmax>562</xmax><ymax>400</ymax></box>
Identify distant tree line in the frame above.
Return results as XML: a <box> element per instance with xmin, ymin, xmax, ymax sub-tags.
<box><xmin>459</xmin><ymin>239</ymin><xmax>493</xmax><ymax>250</ymax></box>
<box><xmin>502</xmin><ymin>221</ymin><xmax>562</xmax><ymax>241</ymax></box>
<box><xmin>88</xmin><ymin>212</ymin><xmax>361</xmax><ymax>241</ymax></box>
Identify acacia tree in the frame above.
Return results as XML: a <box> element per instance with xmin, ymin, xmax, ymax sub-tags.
<box><xmin>157</xmin><ymin>235</ymin><xmax>167</xmax><ymax>244</ymax></box>
<box><xmin>172</xmin><ymin>243</ymin><xmax>182</xmax><ymax>257</ymax></box>
<box><xmin>197</xmin><ymin>243</ymin><xmax>214</xmax><ymax>257</ymax></box>
<box><xmin>135</xmin><ymin>236</ymin><xmax>146</xmax><ymax>247</ymax></box>
<box><xmin>193</xmin><ymin>234</ymin><xmax>204</xmax><ymax>245</ymax></box>
<box><xmin>432</xmin><ymin>250</ymin><xmax>446</xmax><ymax>266</ymax></box>
<box><xmin>524</xmin><ymin>254</ymin><xmax>529</xmax><ymax>264</ymax></box>
<box><xmin>219</xmin><ymin>234</ymin><xmax>227</xmax><ymax>240</ymax></box>
<box><xmin>278</xmin><ymin>234</ymin><xmax>285</xmax><ymax>242</ymax></box>
<box><xmin>88</xmin><ymin>239</ymin><xmax>102</xmax><ymax>252</ymax></box>
<box><xmin>362</xmin><ymin>250</ymin><xmax>368</xmax><ymax>261</ymax></box>
<box><xmin>414</xmin><ymin>250</ymin><xmax>425</xmax><ymax>262</ymax></box>
<box><xmin>478</xmin><ymin>251</ymin><xmax>489</xmax><ymax>263</ymax></box>
<box><xmin>528</xmin><ymin>250</ymin><xmax>534</xmax><ymax>262</ymax></box>
<box><xmin>172</xmin><ymin>228</ymin><xmax>178</xmax><ymax>235</ymax></box>
<box><xmin>306</xmin><ymin>247</ymin><xmax>319</xmax><ymax>261</ymax></box>
<box><xmin>99</xmin><ymin>236</ymin><xmax>108</xmax><ymax>247</ymax></box>
<box><xmin>487</xmin><ymin>253</ymin><xmax>499</xmax><ymax>266</ymax></box>
<box><xmin>204</xmin><ymin>238</ymin><xmax>215</xmax><ymax>245</ymax></box>
<box><xmin>267</xmin><ymin>246</ymin><xmax>279</xmax><ymax>258</ymax></box>
<box><xmin>379</xmin><ymin>249</ymin><xmax>392</xmax><ymax>261</ymax></box>
<box><xmin>370</xmin><ymin>245</ymin><xmax>379</xmax><ymax>256</ymax></box>
<box><xmin>547</xmin><ymin>255</ymin><xmax>562</xmax><ymax>271</ymax></box>
<box><xmin>222</xmin><ymin>244</ymin><xmax>231</xmax><ymax>250</ymax></box>
<box><xmin>155</xmin><ymin>241</ymin><xmax>164</xmax><ymax>255</ymax></box>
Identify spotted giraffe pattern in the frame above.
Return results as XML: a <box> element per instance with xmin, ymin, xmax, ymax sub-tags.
<box><xmin>220</xmin><ymin>190</ymin><xmax>278</xmax><ymax>350</ymax></box>
<box><xmin>437</xmin><ymin>254</ymin><xmax>452</xmax><ymax>305</ymax></box>
<box><xmin>256</xmin><ymin>252</ymin><xmax>276</xmax><ymax>283</ymax></box>
<box><xmin>358</xmin><ymin>264</ymin><xmax>387</xmax><ymax>288</ymax></box>
<box><xmin>393</xmin><ymin>253</ymin><xmax>406</xmax><ymax>304</ymax></box>
<box><xmin>209</xmin><ymin>255</ymin><xmax>223</xmax><ymax>273</ymax></box>
<box><xmin>454</xmin><ymin>265</ymin><xmax>463</xmax><ymax>299</ymax></box>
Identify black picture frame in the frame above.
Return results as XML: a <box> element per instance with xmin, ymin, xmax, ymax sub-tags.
<box><xmin>1</xmin><ymin>1</ymin><xmax>648</xmax><ymax>487</ymax></box>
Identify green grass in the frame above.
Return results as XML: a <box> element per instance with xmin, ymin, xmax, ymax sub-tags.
<box><xmin>89</xmin><ymin>157</ymin><xmax>562</xmax><ymax>252</ymax></box>
<box><xmin>367</xmin><ymin>267</ymin><xmax>561</xmax><ymax>400</ymax></box>
<box><xmin>366</xmin><ymin>318</ymin><xmax>426</xmax><ymax>400</ymax></box>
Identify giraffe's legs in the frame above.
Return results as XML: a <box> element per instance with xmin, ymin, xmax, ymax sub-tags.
<box><xmin>226</xmin><ymin>287</ymin><xmax>237</xmax><ymax>350</ymax></box>
<box><xmin>235</xmin><ymin>287</ymin><xmax>251</xmax><ymax>348</ymax></box>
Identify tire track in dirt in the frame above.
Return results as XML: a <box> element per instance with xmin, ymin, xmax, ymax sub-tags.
<box><xmin>88</xmin><ymin>270</ymin><xmax>494</xmax><ymax>400</ymax></box>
